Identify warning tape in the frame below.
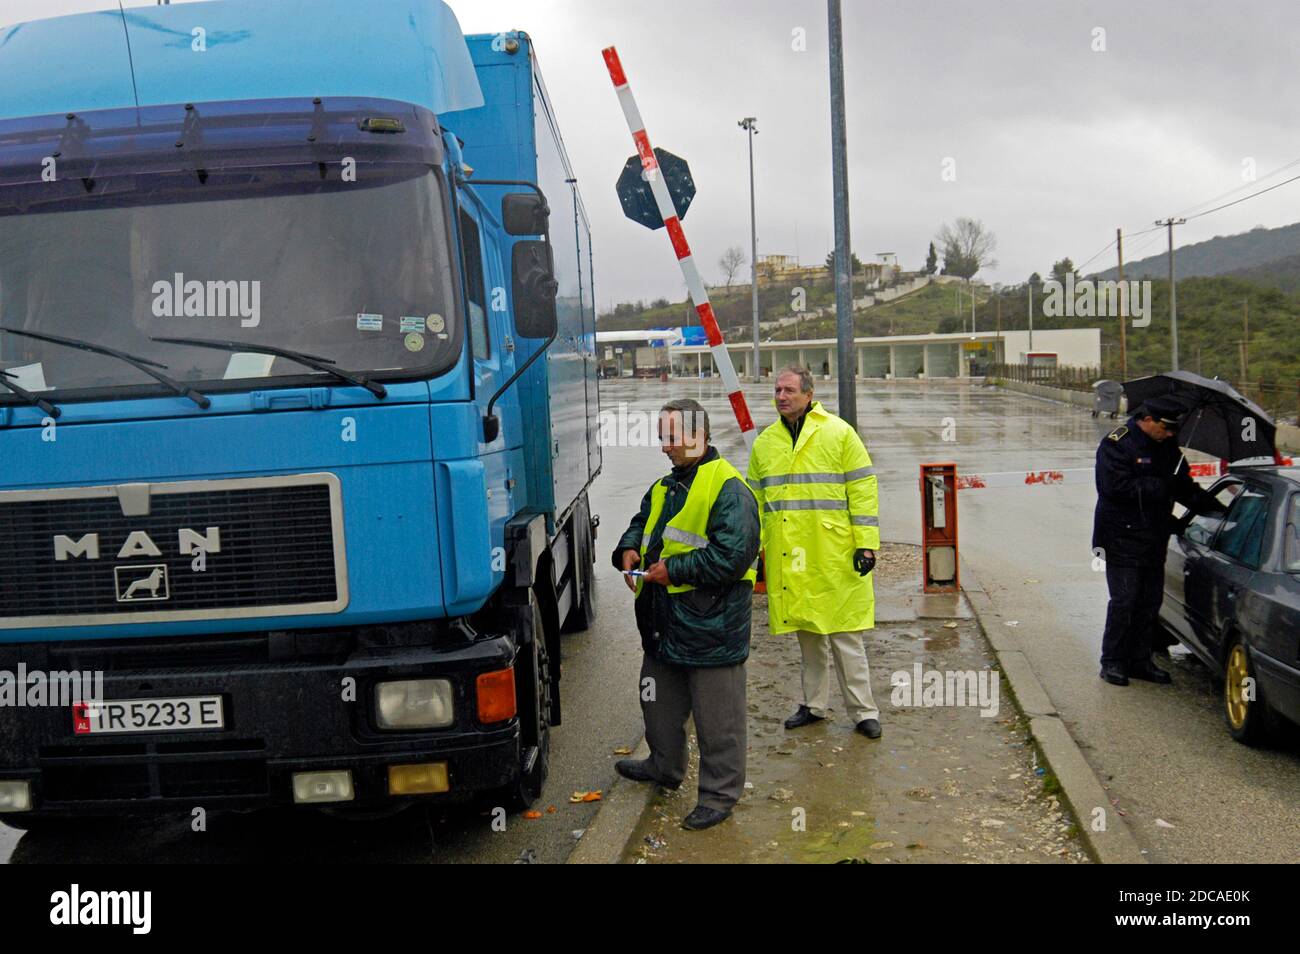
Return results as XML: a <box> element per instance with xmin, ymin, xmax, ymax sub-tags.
<box><xmin>602</xmin><ymin>46</ymin><xmax>756</xmax><ymax>449</ymax></box>
<box><xmin>956</xmin><ymin>457</ymin><xmax>1294</xmax><ymax>490</ymax></box>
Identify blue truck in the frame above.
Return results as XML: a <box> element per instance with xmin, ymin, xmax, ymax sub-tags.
<box><xmin>0</xmin><ymin>0</ymin><xmax>601</xmax><ymax>825</ymax></box>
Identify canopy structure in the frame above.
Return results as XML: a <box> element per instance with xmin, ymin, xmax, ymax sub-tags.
<box><xmin>0</xmin><ymin>0</ymin><xmax>483</xmax><ymax>122</ymax></box>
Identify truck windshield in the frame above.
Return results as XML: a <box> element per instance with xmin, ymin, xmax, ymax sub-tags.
<box><xmin>0</xmin><ymin>164</ymin><xmax>458</xmax><ymax>399</ymax></box>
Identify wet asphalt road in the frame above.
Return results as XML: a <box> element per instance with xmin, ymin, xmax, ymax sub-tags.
<box><xmin>4</xmin><ymin>377</ymin><xmax>1296</xmax><ymax>863</ymax></box>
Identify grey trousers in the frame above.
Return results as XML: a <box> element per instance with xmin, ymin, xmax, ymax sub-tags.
<box><xmin>639</xmin><ymin>652</ymin><xmax>747</xmax><ymax>812</ymax></box>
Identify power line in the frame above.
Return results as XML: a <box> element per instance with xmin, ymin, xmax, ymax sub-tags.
<box><xmin>1174</xmin><ymin>155</ymin><xmax>1300</xmax><ymax>218</ymax></box>
<box><xmin>1185</xmin><ymin>171</ymin><xmax>1300</xmax><ymax>220</ymax></box>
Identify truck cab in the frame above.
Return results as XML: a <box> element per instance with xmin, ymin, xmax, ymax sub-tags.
<box><xmin>0</xmin><ymin>0</ymin><xmax>600</xmax><ymax>824</ymax></box>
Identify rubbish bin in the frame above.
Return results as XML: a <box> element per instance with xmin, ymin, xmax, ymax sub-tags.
<box><xmin>1092</xmin><ymin>379</ymin><xmax>1123</xmax><ymax>418</ymax></box>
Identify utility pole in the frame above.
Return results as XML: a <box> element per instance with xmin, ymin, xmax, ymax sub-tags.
<box><xmin>1155</xmin><ymin>217</ymin><xmax>1186</xmax><ymax>370</ymax></box>
<box><xmin>1027</xmin><ymin>281</ymin><xmax>1034</xmax><ymax>352</ymax></box>
<box><xmin>739</xmin><ymin>117</ymin><xmax>760</xmax><ymax>382</ymax></box>
<box><xmin>970</xmin><ymin>279</ymin><xmax>976</xmax><ymax>333</ymax></box>
<box><xmin>995</xmin><ymin>291</ymin><xmax>1002</xmax><ymax>367</ymax></box>
<box><xmin>1238</xmin><ymin>297</ymin><xmax>1250</xmax><ymax>390</ymax></box>
<box><xmin>1116</xmin><ymin>228</ymin><xmax>1127</xmax><ymax>379</ymax></box>
<box><xmin>828</xmin><ymin>0</ymin><xmax>856</xmax><ymax>426</ymax></box>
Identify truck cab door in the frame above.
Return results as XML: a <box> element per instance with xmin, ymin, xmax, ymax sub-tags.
<box><xmin>456</xmin><ymin>204</ymin><xmax>504</xmax><ymax>433</ymax></box>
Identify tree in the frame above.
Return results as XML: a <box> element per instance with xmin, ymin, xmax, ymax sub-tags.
<box><xmin>1050</xmin><ymin>257</ymin><xmax>1079</xmax><ymax>284</ymax></box>
<box><xmin>825</xmin><ymin>250</ymin><xmax>864</xmax><ymax>274</ymax></box>
<box><xmin>719</xmin><ymin>245</ymin><xmax>746</xmax><ymax>291</ymax></box>
<box><xmin>925</xmin><ymin>242</ymin><xmax>938</xmax><ymax>275</ymax></box>
<box><xmin>935</xmin><ymin>217</ymin><xmax>998</xmax><ymax>280</ymax></box>
<box><xmin>1028</xmin><ymin>272</ymin><xmax>1042</xmax><ymax>287</ymax></box>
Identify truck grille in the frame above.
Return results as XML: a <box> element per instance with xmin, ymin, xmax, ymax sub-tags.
<box><xmin>0</xmin><ymin>475</ymin><xmax>347</xmax><ymax>627</ymax></box>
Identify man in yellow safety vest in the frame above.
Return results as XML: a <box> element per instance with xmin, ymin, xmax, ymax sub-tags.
<box><xmin>747</xmin><ymin>366</ymin><xmax>883</xmax><ymax>739</ymax></box>
<box><xmin>613</xmin><ymin>398</ymin><xmax>760</xmax><ymax>831</ymax></box>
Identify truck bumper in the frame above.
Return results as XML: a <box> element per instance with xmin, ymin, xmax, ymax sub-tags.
<box><xmin>0</xmin><ymin>627</ymin><xmax>521</xmax><ymax>817</ymax></box>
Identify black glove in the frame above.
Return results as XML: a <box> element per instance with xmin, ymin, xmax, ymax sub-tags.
<box><xmin>853</xmin><ymin>548</ymin><xmax>876</xmax><ymax>576</ymax></box>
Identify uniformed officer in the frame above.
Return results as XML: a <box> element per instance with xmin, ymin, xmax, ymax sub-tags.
<box><xmin>1092</xmin><ymin>395</ymin><xmax>1224</xmax><ymax>686</ymax></box>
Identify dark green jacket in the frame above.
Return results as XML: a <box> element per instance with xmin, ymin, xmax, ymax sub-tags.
<box><xmin>612</xmin><ymin>446</ymin><xmax>761</xmax><ymax>667</ymax></box>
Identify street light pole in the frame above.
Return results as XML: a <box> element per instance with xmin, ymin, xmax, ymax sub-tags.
<box><xmin>828</xmin><ymin>0</ymin><xmax>856</xmax><ymax>427</ymax></box>
<box><xmin>739</xmin><ymin>117</ymin><xmax>759</xmax><ymax>382</ymax></box>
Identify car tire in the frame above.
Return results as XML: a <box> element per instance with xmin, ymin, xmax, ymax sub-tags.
<box><xmin>1223</xmin><ymin>634</ymin><xmax>1273</xmax><ymax>746</ymax></box>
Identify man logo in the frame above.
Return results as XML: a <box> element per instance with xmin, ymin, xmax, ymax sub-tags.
<box><xmin>114</xmin><ymin>565</ymin><xmax>169</xmax><ymax>603</ymax></box>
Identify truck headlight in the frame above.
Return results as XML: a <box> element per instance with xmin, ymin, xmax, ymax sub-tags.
<box><xmin>376</xmin><ymin>679</ymin><xmax>454</xmax><ymax>729</ymax></box>
<box><xmin>0</xmin><ymin>781</ymin><xmax>32</xmax><ymax>812</ymax></box>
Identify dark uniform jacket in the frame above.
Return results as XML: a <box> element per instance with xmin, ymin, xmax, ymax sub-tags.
<box><xmin>612</xmin><ymin>445</ymin><xmax>761</xmax><ymax>667</ymax></box>
<box><xmin>1091</xmin><ymin>415</ymin><xmax>1222</xmax><ymax>566</ymax></box>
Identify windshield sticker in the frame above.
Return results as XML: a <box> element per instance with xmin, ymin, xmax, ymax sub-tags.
<box><xmin>425</xmin><ymin>313</ymin><xmax>446</xmax><ymax>334</ymax></box>
<box><xmin>356</xmin><ymin>313</ymin><xmax>383</xmax><ymax>332</ymax></box>
<box><xmin>404</xmin><ymin>332</ymin><xmax>426</xmax><ymax>353</ymax></box>
<box><xmin>223</xmin><ymin>353</ymin><xmax>276</xmax><ymax>380</ymax></box>
<box><xmin>399</xmin><ymin>316</ymin><xmax>426</xmax><ymax>334</ymax></box>
<box><xmin>2</xmin><ymin>363</ymin><xmax>49</xmax><ymax>391</ymax></box>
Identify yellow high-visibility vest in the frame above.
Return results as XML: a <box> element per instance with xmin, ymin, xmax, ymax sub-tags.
<box><xmin>638</xmin><ymin>456</ymin><xmax>758</xmax><ymax>596</ymax></box>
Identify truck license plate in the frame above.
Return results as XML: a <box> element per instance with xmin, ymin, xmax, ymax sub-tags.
<box><xmin>73</xmin><ymin>696</ymin><xmax>225</xmax><ymax>735</ymax></box>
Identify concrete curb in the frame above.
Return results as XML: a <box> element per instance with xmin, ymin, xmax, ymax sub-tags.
<box><xmin>959</xmin><ymin>555</ymin><xmax>1147</xmax><ymax>864</ymax></box>
<box><xmin>566</xmin><ymin>738</ymin><xmax>654</xmax><ymax>864</ymax></box>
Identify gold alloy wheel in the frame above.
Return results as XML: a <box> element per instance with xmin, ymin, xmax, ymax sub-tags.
<box><xmin>1225</xmin><ymin>643</ymin><xmax>1250</xmax><ymax>731</ymax></box>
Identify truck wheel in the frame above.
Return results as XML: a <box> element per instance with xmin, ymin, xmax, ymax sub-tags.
<box><xmin>1223</xmin><ymin>635</ymin><xmax>1273</xmax><ymax>746</ymax></box>
<box><xmin>508</xmin><ymin>592</ymin><xmax>551</xmax><ymax>811</ymax></box>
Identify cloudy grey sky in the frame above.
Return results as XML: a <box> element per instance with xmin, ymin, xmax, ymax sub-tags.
<box><xmin>8</xmin><ymin>0</ymin><xmax>1300</xmax><ymax>310</ymax></box>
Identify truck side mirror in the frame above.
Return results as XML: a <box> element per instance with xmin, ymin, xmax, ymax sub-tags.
<box><xmin>512</xmin><ymin>241</ymin><xmax>558</xmax><ymax>338</ymax></box>
<box><xmin>502</xmin><ymin>193</ymin><xmax>550</xmax><ymax>236</ymax></box>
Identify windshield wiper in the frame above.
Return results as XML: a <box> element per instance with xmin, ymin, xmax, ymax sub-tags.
<box><xmin>151</xmin><ymin>337</ymin><xmax>388</xmax><ymax>399</ymax></box>
<box><xmin>0</xmin><ymin>327</ymin><xmax>211</xmax><ymax>409</ymax></box>
<box><xmin>0</xmin><ymin>369</ymin><xmax>60</xmax><ymax>419</ymax></box>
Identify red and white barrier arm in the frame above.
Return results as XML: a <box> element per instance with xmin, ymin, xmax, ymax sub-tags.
<box><xmin>602</xmin><ymin>45</ymin><xmax>756</xmax><ymax>449</ymax></box>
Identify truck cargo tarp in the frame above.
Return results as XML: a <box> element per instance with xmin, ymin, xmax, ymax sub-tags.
<box><xmin>0</xmin><ymin>0</ymin><xmax>483</xmax><ymax>122</ymax></box>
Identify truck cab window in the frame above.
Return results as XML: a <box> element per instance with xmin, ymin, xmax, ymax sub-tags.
<box><xmin>459</xmin><ymin>209</ymin><xmax>490</xmax><ymax>360</ymax></box>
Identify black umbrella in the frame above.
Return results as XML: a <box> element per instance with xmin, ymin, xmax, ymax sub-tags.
<box><xmin>1123</xmin><ymin>370</ymin><xmax>1278</xmax><ymax>464</ymax></box>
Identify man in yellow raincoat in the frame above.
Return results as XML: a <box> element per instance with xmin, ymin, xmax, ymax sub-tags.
<box><xmin>747</xmin><ymin>366</ymin><xmax>882</xmax><ymax>738</ymax></box>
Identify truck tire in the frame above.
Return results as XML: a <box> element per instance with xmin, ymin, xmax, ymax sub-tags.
<box><xmin>507</xmin><ymin>591</ymin><xmax>551</xmax><ymax>810</ymax></box>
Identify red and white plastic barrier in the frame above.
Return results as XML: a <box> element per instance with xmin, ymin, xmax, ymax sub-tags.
<box><xmin>955</xmin><ymin>456</ymin><xmax>1295</xmax><ymax>490</ymax></box>
<box><xmin>602</xmin><ymin>45</ymin><xmax>756</xmax><ymax>450</ymax></box>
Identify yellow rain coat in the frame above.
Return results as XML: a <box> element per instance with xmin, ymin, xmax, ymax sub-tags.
<box><xmin>746</xmin><ymin>401</ymin><xmax>880</xmax><ymax>635</ymax></box>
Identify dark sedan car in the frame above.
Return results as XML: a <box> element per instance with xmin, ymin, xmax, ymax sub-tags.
<box><xmin>1161</xmin><ymin>467</ymin><xmax>1300</xmax><ymax>744</ymax></box>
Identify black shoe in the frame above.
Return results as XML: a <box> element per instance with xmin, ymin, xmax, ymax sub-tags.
<box><xmin>855</xmin><ymin>718</ymin><xmax>882</xmax><ymax>739</ymax></box>
<box><xmin>1099</xmin><ymin>665</ymin><xmax>1129</xmax><ymax>686</ymax></box>
<box><xmin>681</xmin><ymin>805</ymin><xmax>732</xmax><ymax>831</ymax></box>
<box><xmin>784</xmin><ymin>705</ymin><xmax>826</xmax><ymax>730</ymax></box>
<box><xmin>1129</xmin><ymin>662</ymin><xmax>1172</xmax><ymax>685</ymax></box>
<box><xmin>615</xmin><ymin>759</ymin><xmax>680</xmax><ymax>789</ymax></box>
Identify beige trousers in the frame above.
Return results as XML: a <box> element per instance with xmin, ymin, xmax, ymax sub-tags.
<box><xmin>795</xmin><ymin>630</ymin><xmax>880</xmax><ymax>723</ymax></box>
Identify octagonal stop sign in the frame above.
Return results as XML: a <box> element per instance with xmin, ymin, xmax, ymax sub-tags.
<box><xmin>615</xmin><ymin>147</ymin><xmax>695</xmax><ymax>230</ymax></box>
